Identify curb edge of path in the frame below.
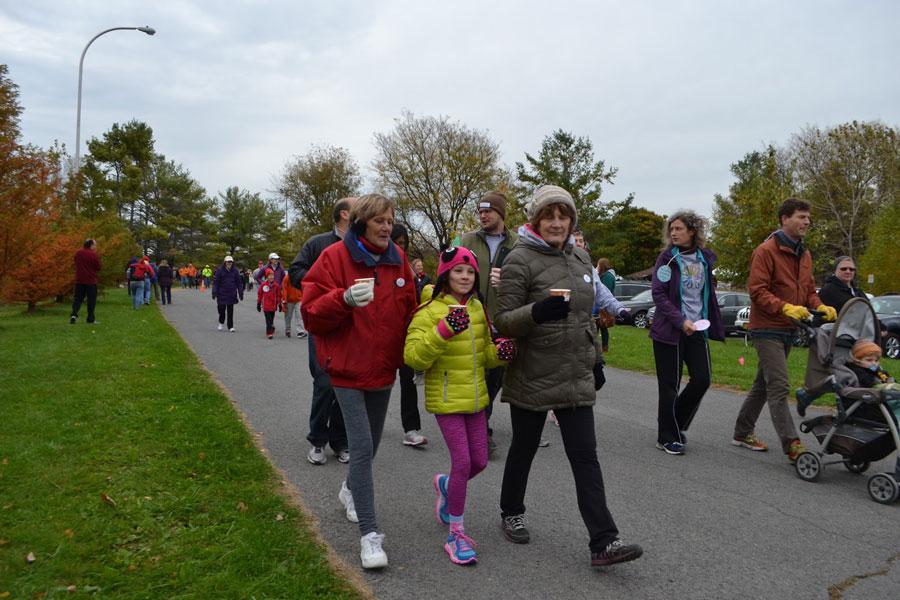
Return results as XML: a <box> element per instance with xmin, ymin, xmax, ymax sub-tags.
<box><xmin>162</xmin><ymin>309</ymin><xmax>375</xmax><ymax>600</ymax></box>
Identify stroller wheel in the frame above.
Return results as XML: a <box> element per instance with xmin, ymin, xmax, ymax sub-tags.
<box><xmin>845</xmin><ymin>461</ymin><xmax>870</xmax><ymax>475</ymax></box>
<box><xmin>795</xmin><ymin>452</ymin><xmax>822</xmax><ymax>482</ymax></box>
<box><xmin>867</xmin><ymin>474</ymin><xmax>899</xmax><ymax>505</ymax></box>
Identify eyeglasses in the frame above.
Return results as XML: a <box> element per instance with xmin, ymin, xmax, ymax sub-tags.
<box><xmin>839</xmin><ymin>267</ymin><xmax>856</xmax><ymax>272</ymax></box>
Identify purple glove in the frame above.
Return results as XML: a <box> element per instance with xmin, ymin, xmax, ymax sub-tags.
<box><xmin>496</xmin><ymin>337</ymin><xmax>516</xmax><ymax>362</ymax></box>
<box><xmin>437</xmin><ymin>307</ymin><xmax>470</xmax><ymax>339</ymax></box>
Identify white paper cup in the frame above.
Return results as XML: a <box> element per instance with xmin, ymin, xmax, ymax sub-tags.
<box><xmin>549</xmin><ymin>288</ymin><xmax>571</xmax><ymax>302</ymax></box>
<box><xmin>354</xmin><ymin>278</ymin><xmax>375</xmax><ymax>294</ymax></box>
<box><xmin>693</xmin><ymin>319</ymin><xmax>710</xmax><ymax>331</ymax></box>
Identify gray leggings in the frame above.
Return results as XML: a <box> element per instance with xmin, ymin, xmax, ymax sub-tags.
<box><xmin>334</xmin><ymin>386</ymin><xmax>392</xmax><ymax>535</ymax></box>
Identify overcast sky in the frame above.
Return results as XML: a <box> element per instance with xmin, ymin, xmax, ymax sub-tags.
<box><xmin>2</xmin><ymin>0</ymin><xmax>899</xmax><ymax>218</ymax></box>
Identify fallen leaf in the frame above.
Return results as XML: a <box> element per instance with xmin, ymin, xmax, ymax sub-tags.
<box><xmin>237</xmin><ymin>501</ymin><xmax>248</xmax><ymax>512</ymax></box>
<box><xmin>66</xmin><ymin>585</ymin><xmax>76</xmax><ymax>593</ymax></box>
<box><xmin>32</xmin><ymin>593</ymin><xmax>46</xmax><ymax>599</ymax></box>
<box><xmin>0</xmin><ymin>591</ymin><xmax>9</xmax><ymax>598</ymax></box>
<box><xmin>143</xmin><ymin>496</ymin><xmax>152</xmax><ymax>501</ymax></box>
<box><xmin>25</xmin><ymin>552</ymin><xmax>36</xmax><ymax>563</ymax></box>
<box><xmin>63</xmin><ymin>529</ymin><xmax>74</xmax><ymax>538</ymax></box>
<box><xmin>0</xmin><ymin>539</ymin><xmax>7</xmax><ymax>546</ymax></box>
<box><xmin>275</xmin><ymin>513</ymin><xmax>284</xmax><ymax>521</ymax></box>
<box><xmin>100</xmin><ymin>493</ymin><xmax>117</xmax><ymax>507</ymax></box>
<box><xmin>197</xmin><ymin>452</ymin><xmax>206</xmax><ymax>461</ymax></box>
<box><xmin>127</xmin><ymin>564</ymin><xmax>138</xmax><ymax>572</ymax></box>
<box><xmin>1</xmin><ymin>458</ymin><xmax>7</xmax><ymax>465</ymax></box>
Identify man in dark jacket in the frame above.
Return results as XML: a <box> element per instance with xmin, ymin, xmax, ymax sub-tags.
<box><xmin>460</xmin><ymin>191</ymin><xmax>518</xmax><ymax>456</ymax></box>
<box><xmin>288</xmin><ymin>197</ymin><xmax>355</xmax><ymax>465</ymax></box>
<box><xmin>70</xmin><ymin>239</ymin><xmax>102</xmax><ymax>324</ymax></box>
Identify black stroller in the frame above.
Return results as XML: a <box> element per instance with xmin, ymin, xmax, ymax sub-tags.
<box><xmin>793</xmin><ymin>298</ymin><xmax>900</xmax><ymax>504</ymax></box>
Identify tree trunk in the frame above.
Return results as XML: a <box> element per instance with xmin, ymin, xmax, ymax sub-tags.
<box><xmin>27</xmin><ymin>301</ymin><xmax>36</xmax><ymax>313</ymax></box>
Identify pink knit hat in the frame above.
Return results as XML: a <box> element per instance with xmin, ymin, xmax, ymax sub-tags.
<box><xmin>438</xmin><ymin>247</ymin><xmax>479</xmax><ymax>278</ymax></box>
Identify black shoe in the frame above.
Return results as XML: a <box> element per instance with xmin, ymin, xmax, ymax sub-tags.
<box><xmin>796</xmin><ymin>388</ymin><xmax>811</xmax><ymax>417</ymax></box>
<box><xmin>286</xmin><ymin>331</ymin><xmax>291</xmax><ymax>337</ymax></box>
<box><xmin>501</xmin><ymin>514</ymin><xmax>530</xmax><ymax>544</ymax></box>
<box><xmin>591</xmin><ymin>539</ymin><xmax>643</xmax><ymax>566</ymax></box>
<box><xmin>70</xmin><ymin>315</ymin><xmax>77</xmax><ymax>324</ymax></box>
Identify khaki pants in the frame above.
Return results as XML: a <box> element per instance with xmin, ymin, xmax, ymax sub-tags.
<box><xmin>734</xmin><ymin>336</ymin><xmax>798</xmax><ymax>453</ymax></box>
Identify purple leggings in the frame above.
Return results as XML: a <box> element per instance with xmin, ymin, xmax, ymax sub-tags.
<box><xmin>435</xmin><ymin>410</ymin><xmax>489</xmax><ymax>517</ymax></box>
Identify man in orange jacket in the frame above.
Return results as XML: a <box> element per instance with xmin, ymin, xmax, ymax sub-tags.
<box><xmin>282</xmin><ymin>273</ymin><xmax>307</xmax><ymax>338</ymax></box>
<box><xmin>731</xmin><ymin>198</ymin><xmax>837</xmax><ymax>464</ymax></box>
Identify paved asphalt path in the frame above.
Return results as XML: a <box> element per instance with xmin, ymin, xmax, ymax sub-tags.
<box><xmin>162</xmin><ymin>288</ymin><xmax>898</xmax><ymax>600</ymax></box>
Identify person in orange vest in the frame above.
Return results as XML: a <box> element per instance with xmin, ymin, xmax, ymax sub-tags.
<box><xmin>187</xmin><ymin>263</ymin><xmax>197</xmax><ymax>289</ymax></box>
<box><xmin>282</xmin><ymin>273</ymin><xmax>308</xmax><ymax>338</ymax></box>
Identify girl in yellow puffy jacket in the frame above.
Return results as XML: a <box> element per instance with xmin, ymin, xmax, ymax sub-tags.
<box><xmin>404</xmin><ymin>246</ymin><xmax>514</xmax><ymax>566</ymax></box>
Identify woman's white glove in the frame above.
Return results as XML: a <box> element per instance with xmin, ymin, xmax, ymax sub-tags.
<box><xmin>344</xmin><ymin>282</ymin><xmax>374</xmax><ymax>307</ymax></box>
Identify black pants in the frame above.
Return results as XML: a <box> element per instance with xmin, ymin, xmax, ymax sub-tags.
<box><xmin>398</xmin><ymin>364</ymin><xmax>421</xmax><ymax>432</ymax></box>
<box><xmin>306</xmin><ymin>334</ymin><xmax>347</xmax><ymax>451</ymax></box>
<box><xmin>71</xmin><ymin>284</ymin><xmax>97</xmax><ymax>322</ymax></box>
<box><xmin>653</xmin><ymin>334</ymin><xmax>711</xmax><ymax>444</ymax></box>
<box><xmin>600</xmin><ymin>327</ymin><xmax>610</xmax><ymax>348</ymax></box>
<box><xmin>160</xmin><ymin>285</ymin><xmax>172</xmax><ymax>304</ymax></box>
<box><xmin>217</xmin><ymin>304</ymin><xmax>234</xmax><ymax>329</ymax></box>
<box><xmin>264</xmin><ymin>310</ymin><xmax>275</xmax><ymax>334</ymax></box>
<box><xmin>484</xmin><ymin>366</ymin><xmax>505</xmax><ymax>435</ymax></box>
<box><xmin>500</xmin><ymin>405</ymin><xmax>619</xmax><ymax>553</ymax></box>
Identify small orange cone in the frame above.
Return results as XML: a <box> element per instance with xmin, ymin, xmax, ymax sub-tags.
<box><xmin>200</xmin><ymin>280</ymin><xmax>206</xmax><ymax>292</ymax></box>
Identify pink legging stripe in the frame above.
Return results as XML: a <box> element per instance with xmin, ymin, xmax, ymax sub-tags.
<box><xmin>435</xmin><ymin>411</ymin><xmax>489</xmax><ymax>517</ymax></box>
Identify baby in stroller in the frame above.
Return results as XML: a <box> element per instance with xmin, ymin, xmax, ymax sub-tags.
<box><xmin>793</xmin><ymin>298</ymin><xmax>900</xmax><ymax>503</ymax></box>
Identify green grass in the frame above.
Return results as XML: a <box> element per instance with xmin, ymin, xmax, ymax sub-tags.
<box><xmin>0</xmin><ymin>291</ymin><xmax>363</xmax><ymax>599</ymax></box>
<box><xmin>603</xmin><ymin>325</ymin><xmax>899</xmax><ymax>408</ymax></box>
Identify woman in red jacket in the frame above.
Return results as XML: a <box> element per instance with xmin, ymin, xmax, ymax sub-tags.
<box><xmin>301</xmin><ymin>193</ymin><xmax>417</xmax><ymax>570</ymax></box>
<box><xmin>256</xmin><ymin>268</ymin><xmax>281</xmax><ymax>339</ymax></box>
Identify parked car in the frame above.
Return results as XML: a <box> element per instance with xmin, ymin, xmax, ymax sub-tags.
<box><xmin>872</xmin><ymin>295</ymin><xmax>900</xmax><ymax>360</ymax></box>
<box><xmin>647</xmin><ymin>291</ymin><xmax>750</xmax><ymax>335</ymax></box>
<box><xmin>613</xmin><ymin>280</ymin><xmax>652</xmax><ymax>302</ymax></box>
<box><xmin>617</xmin><ymin>289</ymin><xmax>655</xmax><ymax>328</ymax></box>
<box><xmin>735</xmin><ymin>306</ymin><xmax>750</xmax><ymax>332</ymax></box>
<box><xmin>718</xmin><ymin>292</ymin><xmax>751</xmax><ymax>335</ymax></box>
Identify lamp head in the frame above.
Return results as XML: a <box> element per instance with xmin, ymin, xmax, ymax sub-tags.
<box><xmin>138</xmin><ymin>26</ymin><xmax>156</xmax><ymax>35</ymax></box>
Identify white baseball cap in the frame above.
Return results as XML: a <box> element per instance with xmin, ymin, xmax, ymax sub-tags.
<box><xmin>268</xmin><ymin>252</ymin><xmax>280</xmax><ymax>260</ymax></box>
<box><xmin>224</xmin><ymin>255</ymin><xmax>234</xmax><ymax>262</ymax></box>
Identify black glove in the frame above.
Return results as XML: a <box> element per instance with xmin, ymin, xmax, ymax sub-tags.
<box><xmin>593</xmin><ymin>362</ymin><xmax>606</xmax><ymax>390</ymax></box>
<box><xmin>531</xmin><ymin>295</ymin><xmax>571</xmax><ymax>324</ymax></box>
<box><xmin>256</xmin><ymin>303</ymin><xmax>261</xmax><ymax>312</ymax></box>
<box><xmin>211</xmin><ymin>294</ymin><xmax>216</xmax><ymax>301</ymax></box>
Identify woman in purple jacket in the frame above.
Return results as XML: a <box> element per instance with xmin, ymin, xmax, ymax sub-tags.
<box><xmin>649</xmin><ymin>211</ymin><xmax>724</xmax><ymax>455</ymax></box>
<box><xmin>212</xmin><ymin>255</ymin><xmax>244</xmax><ymax>331</ymax></box>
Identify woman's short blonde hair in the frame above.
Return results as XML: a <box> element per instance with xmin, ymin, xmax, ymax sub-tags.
<box><xmin>350</xmin><ymin>193</ymin><xmax>395</xmax><ymax>225</ymax></box>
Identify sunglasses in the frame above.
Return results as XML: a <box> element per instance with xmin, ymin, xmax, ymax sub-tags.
<box><xmin>839</xmin><ymin>267</ymin><xmax>856</xmax><ymax>272</ymax></box>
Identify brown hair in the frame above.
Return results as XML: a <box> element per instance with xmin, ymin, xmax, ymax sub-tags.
<box><xmin>596</xmin><ymin>258</ymin><xmax>611</xmax><ymax>273</ymax></box>
<box><xmin>778</xmin><ymin>198</ymin><xmax>811</xmax><ymax>223</ymax></box>
<box><xmin>529</xmin><ymin>202</ymin><xmax>577</xmax><ymax>233</ymax></box>
<box><xmin>663</xmin><ymin>210</ymin><xmax>706</xmax><ymax>249</ymax></box>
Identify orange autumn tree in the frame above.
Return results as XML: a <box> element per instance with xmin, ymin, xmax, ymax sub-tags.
<box><xmin>0</xmin><ymin>64</ymin><xmax>92</xmax><ymax>310</ymax></box>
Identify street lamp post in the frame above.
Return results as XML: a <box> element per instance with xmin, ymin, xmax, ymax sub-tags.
<box><xmin>74</xmin><ymin>26</ymin><xmax>156</xmax><ymax>173</ymax></box>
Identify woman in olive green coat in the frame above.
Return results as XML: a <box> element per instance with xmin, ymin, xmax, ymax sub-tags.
<box><xmin>494</xmin><ymin>184</ymin><xmax>643</xmax><ymax>568</ymax></box>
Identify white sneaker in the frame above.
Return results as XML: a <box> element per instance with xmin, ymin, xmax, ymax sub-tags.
<box><xmin>339</xmin><ymin>481</ymin><xmax>358</xmax><ymax>523</ymax></box>
<box><xmin>402</xmin><ymin>430</ymin><xmax>427</xmax><ymax>446</ymax></box>
<box><xmin>229</xmin><ymin>328</ymin><xmax>235</xmax><ymax>332</ymax></box>
<box><xmin>307</xmin><ymin>446</ymin><xmax>327</xmax><ymax>465</ymax></box>
<box><xmin>336</xmin><ymin>448</ymin><xmax>350</xmax><ymax>464</ymax></box>
<box><xmin>217</xmin><ymin>323</ymin><xmax>223</xmax><ymax>331</ymax></box>
<box><xmin>360</xmin><ymin>532</ymin><xmax>387</xmax><ymax>569</ymax></box>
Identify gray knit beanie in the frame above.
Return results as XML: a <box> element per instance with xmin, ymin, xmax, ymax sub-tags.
<box><xmin>527</xmin><ymin>185</ymin><xmax>578</xmax><ymax>227</ymax></box>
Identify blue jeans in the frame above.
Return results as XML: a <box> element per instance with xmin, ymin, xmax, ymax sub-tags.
<box><xmin>130</xmin><ymin>281</ymin><xmax>144</xmax><ymax>309</ymax></box>
<box><xmin>306</xmin><ymin>334</ymin><xmax>347</xmax><ymax>452</ymax></box>
<box><xmin>143</xmin><ymin>279</ymin><xmax>151</xmax><ymax>304</ymax></box>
